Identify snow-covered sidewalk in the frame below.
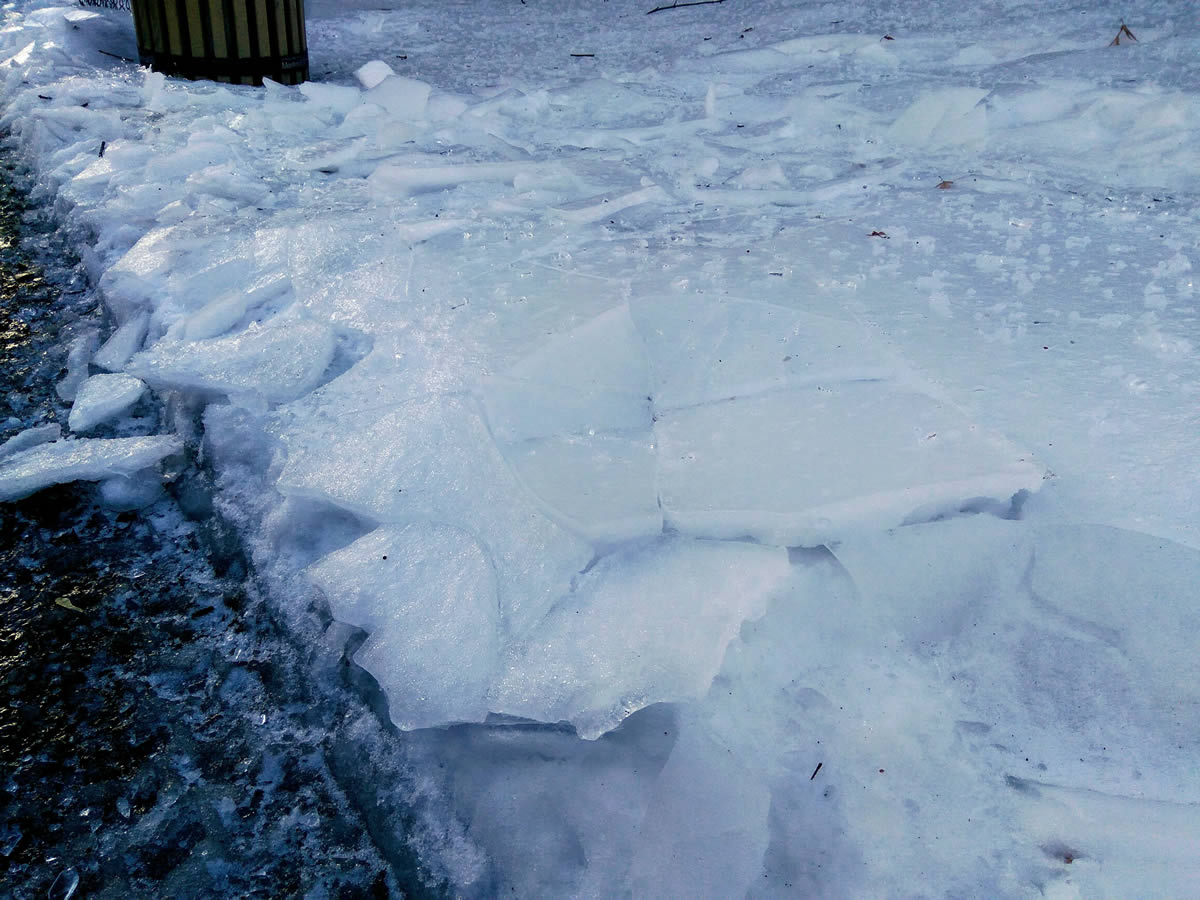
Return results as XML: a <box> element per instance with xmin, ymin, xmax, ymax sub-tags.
<box><xmin>2</xmin><ymin>0</ymin><xmax>1198</xmax><ymax>896</ymax></box>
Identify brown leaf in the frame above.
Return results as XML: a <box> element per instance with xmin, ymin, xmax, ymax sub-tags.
<box><xmin>869</xmin><ymin>230</ymin><xmax>890</xmax><ymax>238</ymax></box>
<box><xmin>937</xmin><ymin>180</ymin><xmax>954</xmax><ymax>189</ymax></box>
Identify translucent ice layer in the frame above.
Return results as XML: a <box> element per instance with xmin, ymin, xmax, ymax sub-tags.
<box><xmin>68</xmin><ymin>374</ymin><xmax>146</xmax><ymax>432</ymax></box>
<box><xmin>0</xmin><ymin>436</ymin><xmax>181</xmax><ymax>502</ymax></box>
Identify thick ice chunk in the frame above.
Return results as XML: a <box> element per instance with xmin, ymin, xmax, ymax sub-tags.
<box><xmin>68</xmin><ymin>374</ymin><xmax>146</xmax><ymax>432</ymax></box>
<box><xmin>128</xmin><ymin>320</ymin><xmax>336</xmax><ymax>405</ymax></box>
<box><xmin>92</xmin><ymin>312</ymin><xmax>148</xmax><ymax>372</ymax></box>
<box><xmin>299</xmin><ymin>81</ymin><xmax>361</xmax><ymax>116</ymax></box>
<box><xmin>0</xmin><ymin>423</ymin><xmax>61</xmax><ymax>461</ymax></box>
<box><xmin>365</xmin><ymin>74</ymin><xmax>432</xmax><ymax>121</ymax></box>
<box><xmin>655</xmin><ymin>383</ymin><xmax>1043</xmax><ymax>545</ymax></box>
<box><xmin>276</xmin><ymin>393</ymin><xmax>593</xmax><ymax>636</ymax></box>
<box><xmin>0</xmin><ymin>435</ymin><xmax>181</xmax><ymax>502</ymax></box>
<box><xmin>629</xmin><ymin>295</ymin><xmax>894</xmax><ymax>410</ymax></box>
<box><xmin>505</xmin><ymin>433</ymin><xmax>661</xmax><ymax>544</ymax></box>
<box><xmin>490</xmin><ymin>537</ymin><xmax>790</xmax><ymax>738</ymax></box>
<box><xmin>888</xmin><ymin>87</ymin><xmax>989</xmax><ymax>147</ymax></box>
<box><xmin>353</xmin><ymin>59</ymin><xmax>394</xmax><ymax>90</ymax></box>
<box><xmin>55</xmin><ymin>329</ymin><xmax>99</xmax><ymax>402</ymax></box>
<box><xmin>307</xmin><ymin>524</ymin><xmax>499</xmax><ymax>731</ymax></box>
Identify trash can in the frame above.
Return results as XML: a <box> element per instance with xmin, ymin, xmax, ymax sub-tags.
<box><xmin>130</xmin><ymin>0</ymin><xmax>308</xmax><ymax>86</ymax></box>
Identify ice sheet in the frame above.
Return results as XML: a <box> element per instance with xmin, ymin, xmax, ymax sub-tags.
<box><xmin>490</xmin><ymin>537</ymin><xmax>790</xmax><ymax>739</ymax></box>
<box><xmin>630</xmin><ymin>294</ymin><xmax>895</xmax><ymax>409</ymax></box>
<box><xmin>0</xmin><ymin>436</ymin><xmax>181</xmax><ymax>502</ymax></box>
<box><xmin>127</xmin><ymin>320</ymin><xmax>337</xmax><ymax>405</ymax></box>
<box><xmin>276</xmin><ymin>393</ymin><xmax>593</xmax><ymax>636</ymax></box>
<box><xmin>68</xmin><ymin>374</ymin><xmax>146</xmax><ymax>432</ymax></box>
<box><xmin>0</xmin><ymin>423</ymin><xmax>61</xmax><ymax>461</ymax></box>
<box><xmin>655</xmin><ymin>383</ymin><xmax>1043</xmax><ymax>545</ymax></box>
<box><xmin>503</xmin><ymin>433</ymin><xmax>661</xmax><ymax>545</ymax></box>
<box><xmin>306</xmin><ymin>524</ymin><xmax>500</xmax><ymax>730</ymax></box>
<box><xmin>480</xmin><ymin>303</ymin><xmax>651</xmax><ymax>442</ymax></box>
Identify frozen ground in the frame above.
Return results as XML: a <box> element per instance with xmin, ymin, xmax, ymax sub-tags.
<box><xmin>1</xmin><ymin>0</ymin><xmax>1198</xmax><ymax>896</ymax></box>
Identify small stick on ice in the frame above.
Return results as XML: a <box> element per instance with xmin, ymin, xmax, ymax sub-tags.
<box><xmin>1109</xmin><ymin>22</ymin><xmax>1137</xmax><ymax>46</ymax></box>
<box><xmin>810</xmin><ymin>762</ymin><xmax>823</xmax><ymax>780</ymax></box>
<box><xmin>647</xmin><ymin>0</ymin><xmax>725</xmax><ymax>15</ymax></box>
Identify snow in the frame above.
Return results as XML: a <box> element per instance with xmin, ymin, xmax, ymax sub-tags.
<box><xmin>2</xmin><ymin>0</ymin><xmax>1198</xmax><ymax>895</ymax></box>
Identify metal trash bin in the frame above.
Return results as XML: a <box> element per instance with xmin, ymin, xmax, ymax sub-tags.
<box><xmin>130</xmin><ymin>0</ymin><xmax>308</xmax><ymax>86</ymax></box>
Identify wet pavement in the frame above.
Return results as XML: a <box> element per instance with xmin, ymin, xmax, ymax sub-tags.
<box><xmin>0</xmin><ymin>158</ymin><xmax>437</xmax><ymax>898</ymax></box>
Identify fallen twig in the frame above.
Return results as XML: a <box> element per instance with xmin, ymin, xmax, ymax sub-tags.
<box><xmin>810</xmin><ymin>762</ymin><xmax>823</xmax><ymax>780</ymax></box>
<box><xmin>97</xmin><ymin>48</ymin><xmax>138</xmax><ymax>63</ymax></box>
<box><xmin>1109</xmin><ymin>22</ymin><xmax>1137</xmax><ymax>45</ymax></box>
<box><xmin>647</xmin><ymin>0</ymin><xmax>725</xmax><ymax>15</ymax></box>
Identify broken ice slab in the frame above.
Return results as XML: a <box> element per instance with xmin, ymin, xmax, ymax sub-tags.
<box><xmin>655</xmin><ymin>382</ymin><xmax>1043</xmax><ymax>546</ymax></box>
<box><xmin>489</xmin><ymin>537</ymin><xmax>790</xmax><ymax>739</ymax></box>
<box><xmin>354</xmin><ymin>59</ymin><xmax>394</xmax><ymax>90</ymax></box>
<box><xmin>479</xmin><ymin>304</ymin><xmax>659</xmax><ymax>543</ymax></box>
<box><xmin>306</xmin><ymin>523</ymin><xmax>499</xmax><ymax>731</ymax></box>
<box><xmin>276</xmin><ymin>393</ymin><xmax>593</xmax><ymax>637</ymax></box>
<box><xmin>479</xmin><ymin>304</ymin><xmax>651</xmax><ymax>443</ymax></box>
<box><xmin>505</xmin><ymin>432</ymin><xmax>661</xmax><ymax>545</ymax></box>
<box><xmin>92</xmin><ymin>312</ymin><xmax>148</xmax><ymax>372</ymax></box>
<box><xmin>364</xmin><ymin>74</ymin><xmax>432</xmax><ymax>121</ymax></box>
<box><xmin>550</xmin><ymin>183</ymin><xmax>669</xmax><ymax>226</ymax></box>
<box><xmin>629</xmin><ymin>294</ymin><xmax>895</xmax><ymax>410</ymax></box>
<box><xmin>0</xmin><ymin>423</ymin><xmax>61</xmax><ymax>461</ymax></box>
<box><xmin>367</xmin><ymin>159</ymin><xmax>564</xmax><ymax>197</ymax></box>
<box><xmin>0</xmin><ymin>435</ymin><xmax>182</xmax><ymax>502</ymax></box>
<box><xmin>68</xmin><ymin>374</ymin><xmax>146</xmax><ymax>432</ymax></box>
<box><xmin>127</xmin><ymin>319</ymin><xmax>336</xmax><ymax>405</ymax></box>
<box><xmin>55</xmin><ymin>329</ymin><xmax>99</xmax><ymax>402</ymax></box>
